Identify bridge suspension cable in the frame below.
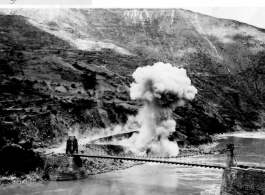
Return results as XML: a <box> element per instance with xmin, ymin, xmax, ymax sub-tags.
<box><xmin>73</xmin><ymin>154</ymin><xmax>226</xmax><ymax>169</ymax></box>
<box><xmin>75</xmin><ymin>143</ymin><xmax>235</xmax><ymax>169</ymax></box>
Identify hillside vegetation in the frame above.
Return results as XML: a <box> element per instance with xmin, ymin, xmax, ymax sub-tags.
<box><xmin>0</xmin><ymin>9</ymin><xmax>265</xmax><ymax>166</ymax></box>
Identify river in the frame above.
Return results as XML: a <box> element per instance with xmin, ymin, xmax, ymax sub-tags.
<box><xmin>1</xmin><ymin>132</ymin><xmax>265</xmax><ymax>195</ymax></box>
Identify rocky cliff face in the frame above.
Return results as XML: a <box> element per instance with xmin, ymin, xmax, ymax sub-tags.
<box><xmin>0</xmin><ymin>9</ymin><xmax>265</xmax><ymax>155</ymax></box>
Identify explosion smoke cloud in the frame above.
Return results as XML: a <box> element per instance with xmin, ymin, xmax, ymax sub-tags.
<box><xmin>125</xmin><ymin>62</ymin><xmax>197</xmax><ymax>156</ymax></box>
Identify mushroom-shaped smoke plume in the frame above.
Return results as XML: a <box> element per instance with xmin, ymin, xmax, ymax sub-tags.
<box><xmin>126</xmin><ymin>62</ymin><xmax>197</xmax><ymax>156</ymax></box>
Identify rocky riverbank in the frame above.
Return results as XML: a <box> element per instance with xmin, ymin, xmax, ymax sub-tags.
<box><xmin>0</xmin><ymin>142</ymin><xmax>211</xmax><ymax>186</ymax></box>
<box><xmin>0</xmin><ymin>171</ymin><xmax>42</xmax><ymax>185</ymax></box>
<box><xmin>0</xmin><ymin>132</ymin><xmax>227</xmax><ymax>186</ymax></box>
<box><xmin>0</xmin><ymin>153</ymin><xmax>138</xmax><ymax>186</ymax></box>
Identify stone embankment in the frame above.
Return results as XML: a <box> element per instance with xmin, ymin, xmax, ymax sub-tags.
<box><xmin>221</xmin><ymin>167</ymin><xmax>265</xmax><ymax>195</ymax></box>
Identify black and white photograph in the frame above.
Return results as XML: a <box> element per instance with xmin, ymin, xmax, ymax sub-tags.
<box><xmin>0</xmin><ymin>1</ymin><xmax>265</xmax><ymax>194</ymax></box>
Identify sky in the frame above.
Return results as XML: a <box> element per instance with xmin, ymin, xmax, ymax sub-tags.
<box><xmin>183</xmin><ymin>7</ymin><xmax>265</xmax><ymax>29</ymax></box>
<box><xmin>0</xmin><ymin>0</ymin><xmax>92</xmax><ymax>5</ymax></box>
<box><xmin>0</xmin><ymin>0</ymin><xmax>265</xmax><ymax>29</ymax></box>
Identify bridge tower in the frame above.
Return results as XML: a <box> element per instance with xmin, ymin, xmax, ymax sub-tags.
<box><xmin>226</xmin><ymin>143</ymin><xmax>236</xmax><ymax>167</ymax></box>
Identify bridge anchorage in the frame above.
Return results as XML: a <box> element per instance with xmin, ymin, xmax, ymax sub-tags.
<box><xmin>72</xmin><ymin>143</ymin><xmax>238</xmax><ymax>170</ymax></box>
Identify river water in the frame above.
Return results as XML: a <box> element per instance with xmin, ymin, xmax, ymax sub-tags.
<box><xmin>1</xmin><ymin>132</ymin><xmax>265</xmax><ymax>195</ymax></box>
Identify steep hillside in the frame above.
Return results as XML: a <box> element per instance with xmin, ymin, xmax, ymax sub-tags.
<box><xmin>0</xmin><ymin>8</ymin><xmax>265</xmax><ymax>153</ymax></box>
<box><xmin>0</xmin><ymin>14</ymin><xmax>149</xmax><ymax>154</ymax></box>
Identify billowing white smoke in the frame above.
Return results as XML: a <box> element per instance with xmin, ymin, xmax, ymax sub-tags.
<box><xmin>125</xmin><ymin>62</ymin><xmax>197</xmax><ymax>156</ymax></box>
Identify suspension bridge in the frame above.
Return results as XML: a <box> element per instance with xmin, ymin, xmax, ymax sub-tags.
<box><xmin>68</xmin><ymin>142</ymin><xmax>265</xmax><ymax>194</ymax></box>
<box><xmin>72</xmin><ymin>144</ymin><xmax>237</xmax><ymax>170</ymax></box>
<box><xmin>73</xmin><ymin>154</ymin><xmax>226</xmax><ymax>169</ymax></box>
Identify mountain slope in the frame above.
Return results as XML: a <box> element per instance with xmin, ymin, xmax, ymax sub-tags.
<box><xmin>0</xmin><ymin>9</ymin><xmax>265</xmax><ymax>151</ymax></box>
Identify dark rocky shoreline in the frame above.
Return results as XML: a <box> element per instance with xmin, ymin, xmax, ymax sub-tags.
<box><xmin>0</xmin><ymin>153</ymin><xmax>138</xmax><ymax>186</ymax></box>
<box><xmin>0</xmin><ymin>143</ymin><xmax>206</xmax><ymax>186</ymax></box>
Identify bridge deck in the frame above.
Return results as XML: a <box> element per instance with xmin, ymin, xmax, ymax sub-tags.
<box><xmin>73</xmin><ymin>154</ymin><xmax>225</xmax><ymax>169</ymax></box>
